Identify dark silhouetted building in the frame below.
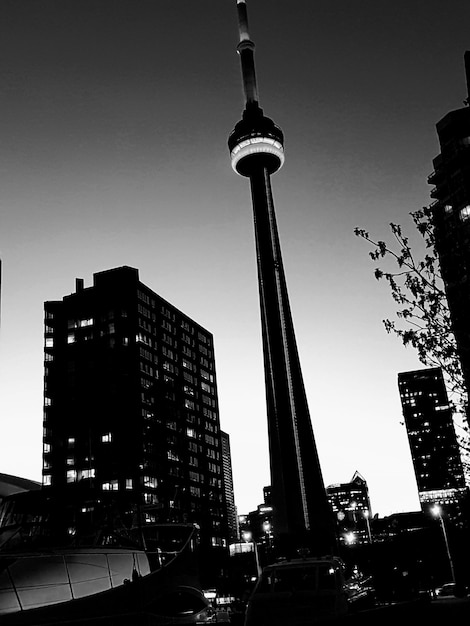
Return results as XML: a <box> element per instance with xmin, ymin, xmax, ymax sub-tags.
<box><xmin>398</xmin><ymin>367</ymin><xmax>467</xmax><ymax>522</ymax></box>
<box><xmin>238</xmin><ymin>486</ymin><xmax>273</xmax><ymax>546</ymax></box>
<box><xmin>220</xmin><ymin>431</ymin><xmax>238</xmax><ymax>542</ymax></box>
<box><xmin>327</xmin><ymin>471</ymin><xmax>372</xmax><ymax>544</ymax></box>
<box><xmin>429</xmin><ymin>51</ymin><xmax>470</xmax><ymax>401</ymax></box>
<box><xmin>228</xmin><ymin>0</ymin><xmax>335</xmax><ymax>555</ymax></box>
<box><xmin>42</xmin><ymin>266</ymin><xmax>228</xmax><ymax>575</ymax></box>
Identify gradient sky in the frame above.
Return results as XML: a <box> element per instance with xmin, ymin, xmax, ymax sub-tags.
<box><xmin>1</xmin><ymin>0</ymin><xmax>470</xmax><ymax>518</ymax></box>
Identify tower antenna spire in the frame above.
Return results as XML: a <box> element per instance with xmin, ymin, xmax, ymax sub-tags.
<box><xmin>236</xmin><ymin>0</ymin><xmax>259</xmax><ymax>108</ymax></box>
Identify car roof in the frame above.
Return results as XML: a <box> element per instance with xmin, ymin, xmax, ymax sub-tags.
<box><xmin>263</xmin><ymin>557</ymin><xmax>343</xmax><ymax>571</ymax></box>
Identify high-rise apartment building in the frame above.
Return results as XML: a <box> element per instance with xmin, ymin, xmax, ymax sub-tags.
<box><xmin>398</xmin><ymin>368</ymin><xmax>467</xmax><ymax>521</ymax></box>
<box><xmin>428</xmin><ymin>52</ymin><xmax>470</xmax><ymax>398</ymax></box>
<box><xmin>43</xmin><ymin>266</ymin><xmax>228</xmax><ymax>567</ymax></box>
<box><xmin>220</xmin><ymin>431</ymin><xmax>238</xmax><ymax>542</ymax></box>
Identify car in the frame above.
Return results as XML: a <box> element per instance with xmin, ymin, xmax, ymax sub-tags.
<box><xmin>244</xmin><ymin>556</ymin><xmax>374</xmax><ymax>626</ymax></box>
<box><xmin>436</xmin><ymin>582</ymin><xmax>468</xmax><ymax>598</ymax></box>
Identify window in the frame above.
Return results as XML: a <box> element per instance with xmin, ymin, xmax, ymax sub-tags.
<box><xmin>43</xmin><ymin>443</ymin><xmax>51</xmax><ymax>454</ymax></box>
<box><xmin>167</xmin><ymin>451</ymin><xmax>180</xmax><ymax>462</ymax></box>
<box><xmin>81</xmin><ymin>469</ymin><xmax>95</xmax><ymax>479</ymax></box>
<box><xmin>185</xmin><ymin>399</ymin><xmax>195</xmax><ymax>410</ymax></box>
<box><xmin>143</xmin><ymin>492</ymin><xmax>158</xmax><ymax>504</ymax></box>
<box><xmin>144</xmin><ymin>475</ymin><xmax>158</xmax><ymax>488</ymax></box>
<box><xmin>66</xmin><ymin>457</ymin><xmax>75</xmax><ymax>466</ymax></box>
<box><xmin>460</xmin><ymin>205</ymin><xmax>470</xmax><ymax>221</ymax></box>
<box><xmin>45</xmin><ymin>337</ymin><xmax>54</xmax><ymax>348</ymax></box>
<box><xmin>67</xmin><ymin>470</ymin><xmax>77</xmax><ymax>483</ymax></box>
<box><xmin>126</xmin><ymin>478</ymin><xmax>133</xmax><ymax>490</ymax></box>
<box><xmin>67</xmin><ymin>334</ymin><xmax>75</xmax><ymax>344</ymax></box>
<box><xmin>68</xmin><ymin>437</ymin><xmax>75</xmax><ymax>448</ymax></box>
<box><xmin>43</xmin><ymin>474</ymin><xmax>52</xmax><ymax>486</ymax></box>
<box><xmin>101</xmin><ymin>432</ymin><xmax>113</xmax><ymax>443</ymax></box>
<box><xmin>190</xmin><ymin>486</ymin><xmax>201</xmax><ymax>497</ymax></box>
<box><xmin>211</xmin><ymin>536</ymin><xmax>225</xmax><ymax>547</ymax></box>
<box><xmin>102</xmin><ymin>480</ymin><xmax>119</xmax><ymax>491</ymax></box>
<box><xmin>186</xmin><ymin>427</ymin><xmax>196</xmax><ymax>439</ymax></box>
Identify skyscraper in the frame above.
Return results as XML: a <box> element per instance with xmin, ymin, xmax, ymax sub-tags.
<box><xmin>43</xmin><ymin>266</ymin><xmax>228</xmax><ymax>573</ymax></box>
<box><xmin>220</xmin><ymin>431</ymin><xmax>238</xmax><ymax>542</ymax></box>
<box><xmin>398</xmin><ymin>367</ymin><xmax>467</xmax><ymax>522</ymax></box>
<box><xmin>326</xmin><ymin>472</ymin><xmax>372</xmax><ymax>544</ymax></box>
<box><xmin>429</xmin><ymin>51</ymin><xmax>470</xmax><ymax>399</ymax></box>
<box><xmin>227</xmin><ymin>0</ymin><xmax>335</xmax><ymax>553</ymax></box>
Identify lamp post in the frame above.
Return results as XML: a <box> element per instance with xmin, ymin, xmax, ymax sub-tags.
<box><xmin>242</xmin><ymin>530</ymin><xmax>261</xmax><ymax>577</ymax></box>
<box><xmin>363</xmin><ymin>509</ymin><xmax>373</xmax><ymax>544</ymax></box>
<box><xmin>431</xmin><ymin>504</ymin><xmax>455</xmax><ymax>583</ymax></box>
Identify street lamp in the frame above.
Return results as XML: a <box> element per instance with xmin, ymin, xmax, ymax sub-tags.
<box><xmin>431</xmin><ymin>504</ymin><xmax>455</xmax><ymax>583</ymax></box>
<box><xmin>344</xmin><ymin>532</ymin><xmax>356</xmax><ymax>545</ymax></box>
<box><xmin>242</xmin><ymin>530</ymin><xmax>261</xmax><ymax>577</ymax></box>
<box><xmin>363</xmin><ymin>509</ymin><xmax>373</xmax><ymax>544</ymax></box>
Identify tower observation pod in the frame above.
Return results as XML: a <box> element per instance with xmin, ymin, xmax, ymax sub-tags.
<box><xmin>228</xmin><ymin>0</ymin><xmax>336</xmax><ymax>557</ymax></box>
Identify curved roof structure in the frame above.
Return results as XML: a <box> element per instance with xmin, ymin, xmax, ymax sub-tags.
<box><xmin>0</xmin><ymin>473</ymin><xmax>41</xmax><ymax>498</ymax></box>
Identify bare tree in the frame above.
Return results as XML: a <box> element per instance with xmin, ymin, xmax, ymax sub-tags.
<box><xmin>355</xmin><ymin>206</ymin><xmax>467</xmax><ymax>424</ymax></box>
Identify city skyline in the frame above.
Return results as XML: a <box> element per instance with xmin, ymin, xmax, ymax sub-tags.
<box><xmin>1</xmin><ymin>0</ymin><xmax>470</xmax><ymax>519</ymax></box>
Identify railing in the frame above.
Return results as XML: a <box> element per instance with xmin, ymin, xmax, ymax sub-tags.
<box><xmin>0</xmin><ymin>548</ymin><xmax>151</xmax><ymax>614</ymax></box>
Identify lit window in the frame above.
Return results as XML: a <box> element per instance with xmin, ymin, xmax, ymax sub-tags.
<box><xmin>101</xmin><ymin>432</ymin><xmax>113</xmax><ymax>443</ymax></box>
<box><xmin>67</xmin><ymin>470</ymin><xmax>77</xmax><ymax>483</ymax></box>
<box><xmin>67</xmin><ymin>334</ymin><xmax>76</xmax><ymax>344</ymax></box>
<box><xmin>68</xmin><ymin>437</ymin><xmax>75</xmax><ymax>448</ymax></box>
<box><xmin>460</xmin><ymin>205</ymin><xmax>470</xmax><ymax>221</ymax></box>
<box><xmin>81</xmin><ymin>469</ymin><xmax>95</xmax><ymax>479</ymax></box>
<box><xmin>45</xmin><ymin>337</ymin><xmax>54</xmax><ymax>348</ymax></box>
<box><xmin>187</xmin><ymin>427</ymin><xmax>196</xmax><ymax>439</ymax></box>
<box><xmin>44</xmin><ymin>397</ymin><xmax>52</xmax><ymax>407</ymax></box>
<box><xmin>43</xmin><ymin>474</ymin><xmax>52</xmax><ymax>486</ymax></box>
<box><xmin>66</xmin><ymin>457</ymin><xmax>75</xmax><ymax>466</ymax></box>
<box><xmin>143</xmin><ymin>475</ymin><xmax>158</xmax><ymax>488</ymax></box>
<box><xmin>125</xmin><ymin>478</ymin><xmax>133</xmax><ymax>490</ymax></box>
<box><xmin>43</xmin><ymin>443</ymin><xmax>51</xmax><ymax>454</ymax></box>
<box><xmin>102</xmin><ymin>480</ymin><xmax>118</xmax><ymax>491</ymax></box>
<box><xmin>143</xmin><ymin>492</ymin><xmax>158</xmax><ymax>504</ymax></box>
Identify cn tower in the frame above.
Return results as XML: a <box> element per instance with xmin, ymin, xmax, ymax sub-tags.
<box><xmin>228</xmin><ymin>0</ymin><xmax>336</xmax><ymax>554</ymax></box>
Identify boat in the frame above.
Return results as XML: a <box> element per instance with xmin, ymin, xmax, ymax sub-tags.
<box><xmin>0</xmin><ymin>487</ymin><xmax>211</xmax><ymax>625</ymax></box>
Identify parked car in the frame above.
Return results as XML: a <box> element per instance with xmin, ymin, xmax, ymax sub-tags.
<box><xmin>436</xmin><ymin>582</ymin><xmax>468</xmax><ymax>598</ymax></box>
<box><xmin>244</xmin><ymin>556</ymin><xmax>374</xmax><ymax>626</ymax></box>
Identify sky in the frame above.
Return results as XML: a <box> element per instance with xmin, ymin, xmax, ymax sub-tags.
<box><xmin>1</xmin><ymin>0</ymin><xmax>470</xmax><ymax>519</ymax></box>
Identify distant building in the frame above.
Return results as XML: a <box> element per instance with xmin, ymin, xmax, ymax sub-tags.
<box><xmin>398</xmin><ymin>367</ymin><xmax>467</xmax><ymax>523</ymax></box>
<box><xmin>220</xmin><ymin>431</ymin><xmax>238</xmax><ymax>542</ymax></box>
<box><xmin>326</xmin><ymin>471</ymin><xmax>372</xmax><ymax>544</ymax></box>
<box><xmin>238</xmin><ymin>486</ymin><xmax>273</xmax><ymax>547</ymax></box>
<box><xmin>428</xmin><ymin>52</ymin><xmax>470</xmax><ymax>398</ymax></box>
<box><xmin>42</xmin><ymin>266</ymin><xmax>229</xmax><ymax>576</ymax></box>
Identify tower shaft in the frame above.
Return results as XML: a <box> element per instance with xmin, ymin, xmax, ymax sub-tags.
<box><xmin>250</xmin><ymin>166</ymin><xmax>334</xmax><ymax>550</ymax></box>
